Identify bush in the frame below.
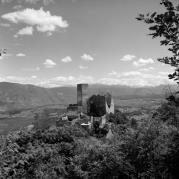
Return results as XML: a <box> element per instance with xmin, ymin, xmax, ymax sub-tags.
<box><xmin>0</xmin><ymin>126</ymin><xmax>76</xmax><ymax>179</ymax></box>
<box><xmin>109</xmin><ymin>110</ymin><xmax>129</xmax><ymax>125</ymax></box>
<box><xmin>1</xmin><ymin>105</ymin><xmax>179</xmax><ymax>178</ymax></box>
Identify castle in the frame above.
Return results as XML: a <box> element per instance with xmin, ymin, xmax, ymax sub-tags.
<box><xmin>66</xmin><ymin>84</ymin><xmax>114</xmax><ymax>130</ymax></box>
<box><xmin>76</xmin><ymin>83</ymin><xmax>114</xmax><ymax>116</ymax></box>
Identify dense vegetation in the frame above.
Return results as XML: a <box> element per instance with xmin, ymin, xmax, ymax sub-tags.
<box><xmin>1</xmin><ymin>101</ymin><xmax>179</xmax><ymax>179</ymax></box>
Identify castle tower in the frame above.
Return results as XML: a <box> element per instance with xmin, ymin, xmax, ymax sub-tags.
<box><xmin>77</xmin><ymin>83</ymin><xmax>89</xmax><ymax>113</ymax></box>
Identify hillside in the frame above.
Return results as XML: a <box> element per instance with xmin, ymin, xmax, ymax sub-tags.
<box><xmin>0</xmin><ymin>82</ymin><xmax>76</xmax><ymax>111</ymax></box>
<box><xmin>0</xmin><ymin>82</ymin><xmax>177</xmax><ymax>111</ymax></box>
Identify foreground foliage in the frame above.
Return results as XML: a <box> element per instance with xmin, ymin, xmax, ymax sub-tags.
<box><xmin>1</xmin><ymin>105</ymin><xmax>179</xmax><ymax>179</ymax></box>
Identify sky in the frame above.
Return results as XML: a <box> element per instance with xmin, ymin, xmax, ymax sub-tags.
<box><xmin>0</xmin><ymin>0</ymin><xmax>177</xmax><ymax>87</ymax></box>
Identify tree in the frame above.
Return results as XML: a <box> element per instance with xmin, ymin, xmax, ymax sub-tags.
<box><xmin>137</xmin><ymin>0</ymin><xmax>179</xmax><ymax>83</ymax></box>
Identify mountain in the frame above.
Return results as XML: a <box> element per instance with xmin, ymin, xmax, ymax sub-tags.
<box><xmin>87</xmin><ymin>84</ymin><xmax>177</xmax><ymax>99</ymax></box>
<box><xmin>0</xmin><ymin>82</ymin><xmax>177</xmax><ymax>111</ymax></box>
<box><xmin>0</xmin><ymin>82</ymin><xmax>76</xmax><ymax>111</ymax></box>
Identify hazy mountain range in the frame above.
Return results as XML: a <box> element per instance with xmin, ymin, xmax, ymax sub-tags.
<box><xmin>0</xmin><ymin>82</ymin><xmax>177</xmax><ymax>111</ymax></box>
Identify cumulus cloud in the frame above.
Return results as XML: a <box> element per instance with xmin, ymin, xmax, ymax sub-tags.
<box><xmin>139</xmin><ymin>67</ymin><xmax>154</xmax><ymax>72</ymax></box>
<box><xmin>77</xmin><ymin>75</ymin><xmax>94</xmax><ymax>83</ymax></box>
<box><xmin>120</xmin><ymin>54</ymin><xmax>136</xmax><ymax>61</ymax></box>
<box><xmin>61</xmin><ymin>56</ymin><xmax>72</xmax><ymax>63</ymax></box>
<box><xmin>15</xmin><ymin>26</ymin><xmax>33</xmax><ymax>37</ymax></box>
<box><xmin>0</xmin><ymin>76</ymin><xmax>34</xmax><ymax>84</ymax></box>
<box><xmin>1</xmin><ymin>71</ymin><xmax>173</xmax><ymax>87</ymax></box>
<box><xmin>81</xmin><ymin>53</ymin><xmax>94</xmax><ymax>61</ymax></box>
<box><xmin>108</xmin><ymin>70</ymin><xmax>142</xmax><ymax>77</ymax></box>
<box><xmin>43</xmin><ymin>59</ymin><xmax>56</xmax><ymax>68</ymax></box>
<box><xmin>16</xmin><ymin>53</ymin><xmax>26</xmax><ymax>57</ymax></box>
<box><xmin>99</xmin><ymin>76</ymin><xmax>170</xmax><ymax>87</ymax></box>
<box><xmin>41</xmin><ymin>70</ymin><xmax>173</xmax><ymax>87</ymax></box>
<box><xmin>31</xmin><ymin>75</ymin><xmax>37</xmax><ymax>79</ymax></box>
<box><xmin>133</xmin><ymin>58</ymin><xmax>154</xmax><ymax>67</ymax></box>
<box><xmin>4</xmin><ymin>75</ymin><xmax>39</xmax><ymax>84</ymax></box>
<box><xmin>158</xmin><ymin>71</ymin><xmax>170</xmax><ymax>75</ymax></box>
<box><xmin>2</xmin><ymin>8</ymin><xmax>68</xmax><ymax>36</ymax></box>
<box><xmin>119</xmin><ymin>71</ymin><xmax>142</xmax><ymax>77</ymax></box>
<box><xmin>79</xmin><ymin>65</ymin><xmax>88</xmax><ymax>70</ymax></box>
<box><xmin>40</xmin><ymin>75</ymin><xmax>94</xmax><ymax>87</ymax></box>
<box><xmin>52</xmin><ymin>76</ymin><xmax>75</xmax><ymax>82</ymax></box>
<box><xmin>108</xmin><ymin>71</ymin><xmax>117</xmax><ymax>76</ymax></box>
<box><xmin>106</xmin><ymin>70</ymin><xmax>173</xmax><ymax>86</ymax></box>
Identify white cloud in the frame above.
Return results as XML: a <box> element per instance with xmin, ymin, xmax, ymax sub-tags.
<box><xmin>40</xmin><ymin>75</ymin><xmax>94</xmax><ymax>87</ymax></box>
<box><xmin>139</xmin><ymin>67</ymin><xmax>154</xmax><ymax>72</ymax></box>
<box><xmin>1</xmin><ymin>75</ymin><xmax>40</xmax><ymax>85</ymax></box>
<box><xmin>52</xmin><ymin>75</ymin><xmax>75</xmax><ymax>82</ymax></box>
<box><xmin>108</xmin><ymin>70</ymin><xmax>142</xmax><ymax>77</ymax></box>
<box><xmin>158</xmin><ymin>72</ymin><xmax>170</xmax><ymax>75</ymax></box>
<box><xmin>61</xmin><ymin>56</ymin><xmax>72</xmax><ymax>63</ymax></box>
<box><xmin>133</xmin><ymin>58</ymin><xmax>154</xmax><ymax>67</ymax></box>
<box><xmin>1</xmin><ymin>71</ymin><xmax>173</xmax><ymax>87</ymax></box>
<box><xmin>98</xmin><ymin>76</ymin><xmax>171</xmax><ymax>87</ymax></box>
<box><xmin>2</xmin><ymin>8</ymin><xmax>68</xmax><ymax>36</ymax></box>
<box><xmin>15</xmin><ymin>26</ymin><xmax>33</xmax><ymax>37</ymax></box>
<box><xmin>108</xmin><ymin>70</ymin><xmax>117</xmax><ymax>76</ymax></box>
<box><xmin>105</xmin><ymin>70</ymin><xmax>173</xmax><ymax>86</ymax></box>
<box><xmin>120</xmin><ymin>54</ymin><xmax>136</xmax><ymax>61</ymax></box>
<box><xmin>81</xmin><ymin>53</ymin><xmax>94</xmax><ymax>61</ymax></box>
<box><xmin>43</xmin><ymin>59</ymin><xmax>56</xmax><ymax>68</ymax></box>
<box><xmin>0</xmin><ymin>75</ymin><xmax>37</xmax><ymax>84</ymax></box>
<box><xmin>98</xmin><ymin>78</ymin><xmax>121</xmax><ymax>85</ymax></box>
<box><xmin>77</xmin><ymin>75</ymin><xmax>94</xmax><ymax>83</ymax></box>
<box><xmin>16</xmin><ymin>53</ymin><xmax>26</xmax><ymax>57</ymax></box>
<box><xmin>79</xmin><ymin>65</ymin><xmax>88</xmax><ymax>70</ymax></box>
<box><xmin>31</xmin><ymin>75</ymin><xmax>37</xmax><ymax>79</ymax></box>
<box><xmin>5</xmin><ymin>76</ymin><xmax>33</xmax><ymax>84</ymax></box>
<box><xmin>118</xmin><ymin>71</ymin><xmax>142</xmax><ymax>77</ymax></box>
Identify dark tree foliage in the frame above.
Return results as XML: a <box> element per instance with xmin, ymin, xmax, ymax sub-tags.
<box><xmin>109</xmin><ymin>110</ymin><xmax>129</xmax><ymax>125</ymax></box>
<box><xmin>137</xmin><ymin>0</ymin><xmax>179</xmax><ymax>83</ymax></box>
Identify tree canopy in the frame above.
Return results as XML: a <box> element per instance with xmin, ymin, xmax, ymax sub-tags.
<box><xmin>137</xmin><ymin>0</ymin><xmax>179</xmax><ymax>83</ymax></box>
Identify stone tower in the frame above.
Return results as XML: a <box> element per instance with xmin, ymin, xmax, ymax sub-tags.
<box><xmin>77</xmin><ymin>83</ymin><xmax>89</xmax><ymax>113</ymax></box>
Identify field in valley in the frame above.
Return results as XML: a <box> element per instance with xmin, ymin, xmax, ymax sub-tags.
<box><xmin>0</xmin><ymin>97</ymin><xmax>164</xmax><ymax>135</ymax></box>
<box><xmin>0</xmin><ymin>117</ymin><xmax>33</xmax><ymax>135</ymax></box>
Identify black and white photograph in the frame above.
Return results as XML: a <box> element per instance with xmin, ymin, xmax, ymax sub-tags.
<box><xmin>0</xmin><ymin>0</ymin><xmax>179</xmax><ymax>178</ymax></box>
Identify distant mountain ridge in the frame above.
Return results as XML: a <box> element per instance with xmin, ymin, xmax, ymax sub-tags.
<box><xmin>0</xmin><ymin>82</ymin><xmax>177</xmax><ymax>111</ymax></box>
